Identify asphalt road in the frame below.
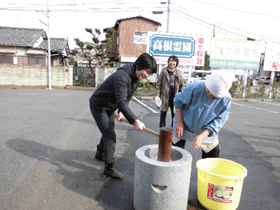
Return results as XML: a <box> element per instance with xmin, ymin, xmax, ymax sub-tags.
<box><xmin>0</xmin><ymin>88</ymin><xmax>279</xmax><ymax>210</ymax></box>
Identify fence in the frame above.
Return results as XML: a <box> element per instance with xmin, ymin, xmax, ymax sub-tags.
<box><xmin>74</xmin><ymin>66</ymin><xmax>117</xmax><ymax>87</ymax></box>
<box><xmin>0</xmin><ymin>64</ymin><xmax>73</xmax><ymax>87</ymax></box>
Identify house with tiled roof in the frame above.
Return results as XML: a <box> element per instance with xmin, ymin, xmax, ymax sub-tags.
<box><xmin>0</xmin><ymin>26</ymin><xmax>70</xmax><ymax>67</ymax></box>
<box><xmin>38</xmin><ymin>37</ymin><xmax>70</xmax><ymax>66</ymax></box>
<box><xmin>0</xmin><ymin>26</ymin><xmax>47</xmax><ymax>65</ymax></box>
<box><xmin>0</xmin><ymin>26</ymin><xmax>72</xmax><ymax>87</ymax></box>
<box><xmin>103</xmin><ymin>16</ymin><xmax>161</xmax><ymax>67</ymax></box>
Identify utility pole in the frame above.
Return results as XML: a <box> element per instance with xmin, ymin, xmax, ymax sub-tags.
<box><xmin>154</xmin><ymin>1</ymin><xmax>170</xmax><ymax>32</ymax></box>
<box><xmin>212</xmin><ymin>24</ymin><xmax>220</xmax><ymax>37</ymax></box>
<box><xmin>167</xmin><ymin>0</ymin><xmax>170</xmax><ymax>33</ymax></box>
<box><xmin>213</xmin><ymin>24</ymin><xmax>216</xmax><ymax>37</ymax></box>
<box><xmin>47</xmin><ymin>0</ymin><xmax>52</xmax><ymax>89</ymax></box>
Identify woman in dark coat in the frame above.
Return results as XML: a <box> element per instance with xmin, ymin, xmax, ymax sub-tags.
<box><xmin>89</xmin><ymin>53</ymin><xmax>157</xmax><ymax>179</ymax></box>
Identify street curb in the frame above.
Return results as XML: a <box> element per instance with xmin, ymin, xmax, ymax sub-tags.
<box><xmin>245</xmin><ymin>99</ymin><xmax>279</xmax><ymax>102</ymax></box>
<box><xmin>136</xmin><ymin>97</ymin><xmax>280</xmax><ymax>101</ymax></box>
<box><xmin>135</xmin><ymin>96</ymin><xmax>155</xmax><ymax>100</ymax></box>
<box><xmin>69</xmin><ymin>86</ymin><xmax>96</xmax><ymax>90</ymax></box>
<box><xmin>232</xmin><ymin>98</ymin><xmax>280</xmax><ymax>102</ymax></box>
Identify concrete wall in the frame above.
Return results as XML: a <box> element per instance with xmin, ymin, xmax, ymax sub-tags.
<box><xmin>95</xmin><ymin>67</ymin><xmax>116</xmax><ymax>86</ymax></box>
<box><xmin>74</xmin><ymin>66</ymin><xmax>117</xmax><ymax>87</ymax></box>
<box><xmin>0</xmin><ymin>64</ymin><xmax>73</xmax><ymax>87</ymax></box>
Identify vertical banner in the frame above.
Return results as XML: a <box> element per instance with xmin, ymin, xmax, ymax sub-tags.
<box><xmin>263</xmin><ymin>42</ymin><xmax>280</xmax><ymax>71</ymax></box>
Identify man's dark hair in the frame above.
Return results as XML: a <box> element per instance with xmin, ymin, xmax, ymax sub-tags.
<box><xmin>168</xmin><ymin>55</ymin><xmax>179</xmax><ymax>67</ymax></box>
<box><xmin>134</xmin><ymin>53</ymin><xmax>157</xmax><ymax>74</ymax></box>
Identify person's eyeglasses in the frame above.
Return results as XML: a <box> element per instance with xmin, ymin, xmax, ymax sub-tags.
<box><xmin>142</xmin><ymin>72</ymin><xmax>150</xmax><ymax>79</ymax></box>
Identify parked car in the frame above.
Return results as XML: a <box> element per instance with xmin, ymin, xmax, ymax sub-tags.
<box><xmin>258</xmin><ymin>76</ymin><xmax>270</xmax><ymax>84</ymax></box>
<box><xmin>275</xmin><ymin>74</ymin><xmax>280</xmax><ymax>81</ymax></box>
<box><xmin>254</xmin><ymin>76</ymin><xmax>262</xmax><ymax>80</ymax></box>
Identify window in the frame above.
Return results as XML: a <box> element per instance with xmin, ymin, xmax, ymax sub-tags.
<box><xmin>28</xmin><ymin>56</ymin><xmax>46</xmax><ymax>66</ymax></box>
<box><xmin>18</xmin><ymin>57</ymin><xmax>28</xmax><ymax>65</ymax></box>
<box><xmin>133</xmin><ymin>31</ymin><xmax>147</xmax><ymax>44</ymax></box>
<box><xmin>0</xmin><ymin>55</ymin><xmax>13</xmax><ymax>64</ymax></box>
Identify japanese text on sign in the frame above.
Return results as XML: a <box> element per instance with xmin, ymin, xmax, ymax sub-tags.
<box><xmin>149</xmin><ymin>34</ymin><xmax>195</xmax><ymax>58</ymax></box>
<box><xmin>210</xmin><ymin>38</ymin><xmax>265</xmax><ymax>70</ymax></box>
<box><xmin>147</xmin><ymin>32</ymin><xmax>205</xmax><ymax>67</ymax></box>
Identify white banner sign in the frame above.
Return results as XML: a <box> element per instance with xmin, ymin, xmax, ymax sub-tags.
<box><xmin>263</xmin><ymin>42</ymin><xmax>280</xmax><ymax>71</ymax></box>
<box><xmin>210</xmin><ymin>38</ymin><xmax>265</xmax><ymax>70</ymax></box>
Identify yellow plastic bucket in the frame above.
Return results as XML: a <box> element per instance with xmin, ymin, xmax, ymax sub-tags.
<box><xmin>196</xmin><ymin>158</ymin><xmax>247</xmax><ymax>210</ymax></box>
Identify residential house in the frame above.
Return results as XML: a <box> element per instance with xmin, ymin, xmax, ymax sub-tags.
<box><xmin>38</xmin><ymin>38</ymin><xmax>70</xmax><ymax>67</ymax></box>
<box><xmin>0</xmin><ymin>26</ymin><xmax>72</xmax><ymax>87</ymax></box>
<box><xmin>104</xmin><ymin>16</ymin><xmax>162</xmax><ymax>67</ymax></box>
<box><xmin>0</xmin><ymin>26</ymin><xmax>70</xmax><ymax>66</ymax></box>
<box><xmin>0</xmin><ymin>26</ymin><xmax>47</xmax><ymax>65</ymax></box>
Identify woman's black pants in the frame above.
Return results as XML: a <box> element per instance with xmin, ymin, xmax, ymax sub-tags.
<box><xmin>172</xmin><ymin>139</ymin><xmax>220</xmax><ymax>158</ymax></box>
<box><xmin>159</xmin><ymin>107</ymin><xmax>175</xmax><ymax>128</ymax></box>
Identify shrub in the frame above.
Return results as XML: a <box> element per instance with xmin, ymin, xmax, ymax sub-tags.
<box><xmin>229</xmin><ymin>81</ymin><xmax>238</xmax><ymax>97</ymax></box>
<box><xmin>271</xmin><ymin>82</ymin><xmax>280</xmax><ymax>99</ymax></box>
<box><xmin>254</xmin><ymin>82</ymin><xmax>267</xmax><ymax>98</ymax></box>
<box><xmin>73</xmin><ymin>74</ymin><xmax>95</xmax><ymax>87</ymax></box>
<box><xmin>245</xmin><ymin>77</ymin><xmax>254</xmax><ymax>98</ymax></box>
<box><xmin>136</xmin><ymin>79</ymin><xmax>156</xmax><ymax>96</ymax></box>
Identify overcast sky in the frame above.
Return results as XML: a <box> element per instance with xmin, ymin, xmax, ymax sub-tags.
<box><xmin>0</xmin><ymin>0</ymin><xmax>277</xmax><ymax>49</ymax></box>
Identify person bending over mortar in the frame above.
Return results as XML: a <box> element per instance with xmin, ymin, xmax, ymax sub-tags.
<box><xmin>172</xmin><ymin>70</ymin><xmax>234</xmax><ymax>158</ymax></box>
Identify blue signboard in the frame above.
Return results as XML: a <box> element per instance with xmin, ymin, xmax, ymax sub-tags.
<box><xmin>148</xmin><ymin>33</ymin><xmax>195</xmax><ymax>58</ymax></box>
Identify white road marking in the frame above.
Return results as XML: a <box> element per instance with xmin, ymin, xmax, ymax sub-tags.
<box><xmin>133</xmin><ymin>98</ymin><xmax>280</xmax><ymax>114</ymax></box>
<box><xmin>132</xmin><ymin>97</ymin><xmax>159</xmax><ymax>113</ymax></box>
<box><xmin>20</xmin><ymin>94</ymin><xmax>64</xmax><ymax>96</ymax></box>
<box><xmin>257</xmin><ymin>100</ymin><xmax>280</xmax><ymax>107</ymax></box>
<box><xmin>232</xmin><ymin>102</ymin><xmax>279</xmax><ymax>114</ymax></box>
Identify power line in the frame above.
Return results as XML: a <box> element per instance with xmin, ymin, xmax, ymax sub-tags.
<box><xmin>0</xmin><ymin>0</ymin><xmax>163</xmax><ymax>8</ymax></box>
<box><xmin>185</xmin><ymin>0</ymin><xmax>280</xmax><ymax>18</ymax></box>
<box><xmin>170</xmin><ymin>10</ymin><xmax>264</xmax><ymax>48</ymax></box>
<box><xmin>2</xmin><ymin>0</ymin><xmax>279</xmax><ymax>42</ymax></box>
<box><xmin>172</xmin><ymin>11</ymin><xmax>246</xmax><ymax>40</ymax></box>
<box><xmin>170</xmin><ymin>11</ymin><xmax>213</xmax><ymax>32</ymax></box>
<box><xmin>172</xmin><ymin>7</ymin><xmax>249</xmax><ymax>39</ymax></box>
<box><xmin>0</xmin><ymin>1</ymin><xmax>165</xmax><ymax>13</ymax></box>
<box><xmin>171</xmin><ymin>3</ymin><xmax>278</xmax><ymax>41</ymax></box>
<box><xmin>0</xmin><ymin>7</ymin><xmax>163</xmax><ymax>13</ymax></box>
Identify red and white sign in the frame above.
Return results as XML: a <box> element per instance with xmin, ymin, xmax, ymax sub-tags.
<box><xmin>207</xmin><ymin>183</ymin><xmax>233</xmax><ymax>203</ymax></box>
<box><xmin>263</xmin><ymin>42</ymin><xmax>280</xmax><ymax>71</ymax></box>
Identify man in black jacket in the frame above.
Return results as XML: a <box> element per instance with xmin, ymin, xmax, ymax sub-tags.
<box><xmin>89</xmin><ymin>53</ymin><xmax>157</xmax><ymax>179</ymax></box>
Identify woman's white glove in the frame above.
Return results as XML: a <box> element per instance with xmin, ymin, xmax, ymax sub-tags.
<box><xmin>155</xmin><ymin>96</ymin><xmax>162</xmax><ymax>109</ymax></box>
